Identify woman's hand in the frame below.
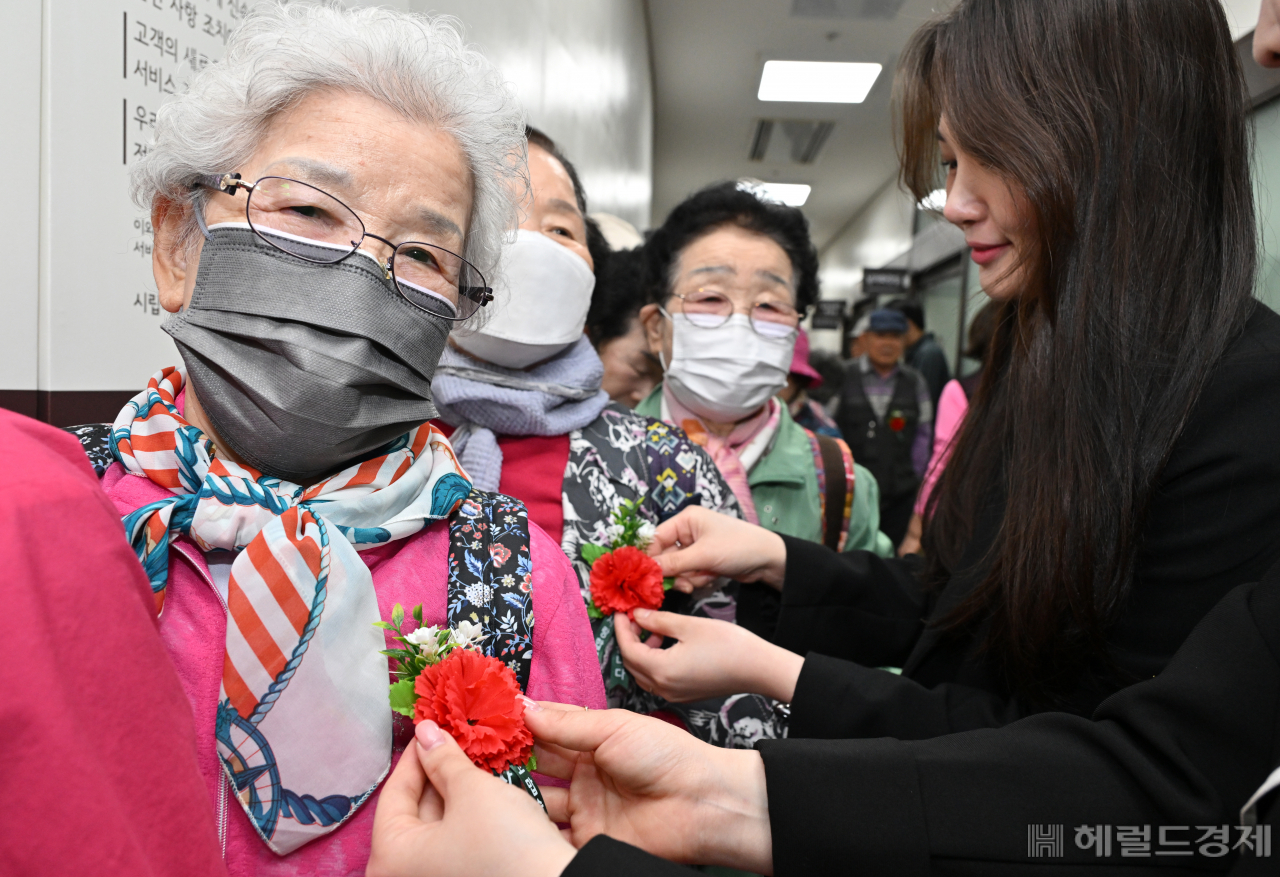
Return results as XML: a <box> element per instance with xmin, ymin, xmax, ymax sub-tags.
<box><xmin>898</xmin><ymin>513</ymin><xmax>923</xmax><ymax>557</ymax></box>
<box><xmin>367</xmin><ymin>721</ymin><xmax>575</xmax><ymax>877</ymax></box>
<box><xmin>615</xmin><ymin>609</ymin><xmax>804</xmax><ymax>704</ymax></box>
<box><xmin>648</xmin><ymin>506</ymin><xmax>787</xmax><ymax>592</ymax></box>
<box><xmin>529</xmin><ymin>704</ymin><xmax>773</xmax><ymax>874</ymax></box>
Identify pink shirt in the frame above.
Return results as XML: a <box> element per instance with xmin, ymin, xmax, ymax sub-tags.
<box><xmin>914</xmin><ymin>378</ymin><xmax>970</xmax><ymax>517</ymax></box>
<box><xmin>0</xmin><ymin>410</ymin><xmax>226</xmax><ymax>876</ymax></box>
<box><xmin>100</xmin><ymin>459</ymin><xmax>605</xmax><ymax>877</ymax></box>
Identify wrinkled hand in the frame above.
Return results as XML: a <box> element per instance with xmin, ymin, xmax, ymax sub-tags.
<box><xmin>529</xmin><ymin>704</ymin><xmax>773</xmax><ymax>874</ymax></box>
<box><xmin>367</xmin><ymin>721</ymin><xmax>575</xmax><ymax>877</ymax></box>
<box><xmin>615</xmin><ymin>609</ymin><xmax>804</xmax><ymax>705</ymax></box>
<box><xmin>647</xmin><ymin>506</ymin><xmax>787</xmax><ymax>593</ymax></box>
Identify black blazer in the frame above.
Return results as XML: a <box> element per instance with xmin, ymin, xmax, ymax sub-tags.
<box><xmin>740</xmin><ymin>302</ymin><xmax>1280</xmax><ymax>740</ymax></box>
<box><xmin>563</xmin><ymin>557</ymin><xmax>1280</xmax><ymax>876</ymax></box>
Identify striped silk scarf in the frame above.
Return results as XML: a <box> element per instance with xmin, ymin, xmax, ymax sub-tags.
<box><xmin>112</xmin><ymin>368</ymin><xmax>472</xmax><ymax>855</ymax></box>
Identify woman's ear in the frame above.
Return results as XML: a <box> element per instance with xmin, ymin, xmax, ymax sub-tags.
<box><xmin>638</xmin><ymin>303</ymin><xmax>667</xmax><ymax>358</ymax></box>
<box><xmin>152</xmin><ymin>197</ymin><xmax>201</xmax><ymax>313</ymax></box>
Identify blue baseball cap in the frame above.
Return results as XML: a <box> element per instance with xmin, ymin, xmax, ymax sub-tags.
<box><xmin>868</xmin><ymin>308</ymin><xmax>909</xmax><ymax>334</ymax></box>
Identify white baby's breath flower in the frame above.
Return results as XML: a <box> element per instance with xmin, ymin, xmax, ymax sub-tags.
<box><xmin>403</xmin><ymin>625</ymin><xmax>443</xmax><ymax>660</ymax></box>
<box><xmin>636</xmin><ymin>521</ymin><xmax>657</xmax><ymax>548</ymax></box>
<box><xmin>451</xmin><ymin>620</ymin><xmax>487</xmax><ymax>650</ymax></box>
<box><xmin>605</xmin><ymin>523</ymin><xmax>626</xmax><ymax>546</ymax></box>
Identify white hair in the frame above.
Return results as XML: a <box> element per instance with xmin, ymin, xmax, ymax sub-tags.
<box><xmin>132</xmin><ymin>1</ymin><xmax>526</xmax><ymax>283</ymax></box>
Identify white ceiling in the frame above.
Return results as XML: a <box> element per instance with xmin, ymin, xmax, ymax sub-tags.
<box><xmin>645</xmin><ymin>0</ymin><xmax>952</xmax><ymax>249</ymax></box>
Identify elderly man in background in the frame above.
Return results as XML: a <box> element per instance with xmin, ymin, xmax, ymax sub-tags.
<box><xmin>836</xmin><ymin>308</ymin><xmax>933</xmax><ymax>546</ymax></box>
<box><xmin>844</xmin><ymin>312</ymin><xmax>870</xmax><ymax>360</ymax></box>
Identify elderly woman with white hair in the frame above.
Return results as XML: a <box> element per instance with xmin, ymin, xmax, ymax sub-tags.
<box><xmin>70</xmin><ymin>5</ymin><xmax>604</xmax><ymax>874</ymax></box>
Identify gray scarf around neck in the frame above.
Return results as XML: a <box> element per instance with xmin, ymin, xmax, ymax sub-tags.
<box><xmin>432</xmin><ymin>336</ymin><xmax>610</xmax><ymax>491</ymax></box>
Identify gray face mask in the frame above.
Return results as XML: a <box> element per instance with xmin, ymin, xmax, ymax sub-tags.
<box><xmin>164</xmin><ymin>226</ymin><xmax>449</xmax><ymax>483</ymax></box>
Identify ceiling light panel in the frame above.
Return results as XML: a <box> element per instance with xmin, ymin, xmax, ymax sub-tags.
<box><xmin>758</xmin><ymin>60</ymin><xmax>882</xmax><ymax>103</ymax></box>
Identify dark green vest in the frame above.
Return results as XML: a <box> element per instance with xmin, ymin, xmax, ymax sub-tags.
<box><xmin>837</xmin><ymin>365</ymin><xmax>921</xmax><ymax>501</ymax></box>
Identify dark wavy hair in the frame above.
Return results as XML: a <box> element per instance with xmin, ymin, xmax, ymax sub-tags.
<box><xmin>587</xmin><ymin>247</ymin><xmax>647</xmax><ymax>346</ymax></box>
<box><xmin>643</xmin><ymin>182</ymin><xmax>820</xmax><ymax>314</ymax></box>
<box><xmin>901</xmin><ymin>0</ymin><xmax>1256</xmax><ymax>702</ymax></box>
<box><xmin>526</xmin><ymin>125</ymin><xmax>610</xmax><ymax>269</ymax></box>
<box><xmin>886</xmin><ymin>299</ymin><xmax>925</xmax><ymax>331</ymax></box>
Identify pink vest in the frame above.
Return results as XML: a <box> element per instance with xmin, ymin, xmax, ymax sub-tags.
<box><xmin>101</xmin><ymin>463</ymin><xmax>606</xmax><ymax>876</ymax></box>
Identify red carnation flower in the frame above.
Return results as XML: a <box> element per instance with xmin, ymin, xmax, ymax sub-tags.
<box><xmin>412</xmin><ymin>648</ymin><xmax>533</xmax><ymax>773</ymax></box>
<box><xmin>888</xmin><ymin>415</ymin><xmax>906</xmax><ymax>432</ymax></box>
<box><xmin>589</xmin><ymin>546</ymin><xmax>665</xmax><ymax>616</ymax></box>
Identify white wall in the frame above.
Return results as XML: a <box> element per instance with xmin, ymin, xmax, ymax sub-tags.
<box><xmin>415</xmin><ymin>0</ymin><xmax>653</xmax><ymax>230</ymax></box>
<box><xmin>2</xmin><ymin>0</ymin><xmax>652</xmax><ymax>414</ymax></box>
<box><xmin>1251</xmin><ymin>95</ymin><xmax>1280</xmax><ymax>313</ymax></box>
<box><xmin>38</xmin><ymin>2</ymin><xmax>236</xmax><ymax>399</ymax></box>
<box><xmin>0</xmin><ymin>2</ymin><xmax>42</xmax><ymax>398</ymax></box>
<box><xmin>811</xmin><ymin>174</ymin><xmax>915</xmax><ymax>353</ymax></box>
<box><xmin>1221</xmin><ymin>0</ymin><xmax>1263</xmax><ymax>40</ymax></box>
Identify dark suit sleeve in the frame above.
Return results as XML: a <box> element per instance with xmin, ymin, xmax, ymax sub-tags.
<box><xmin>788</xmin><ymin>653</ymin><xmax>1029</xmax><ymax>739</ymax></box>
<box><xmin>561</xmin><ymin>836</ymin><xmax>698</xmax><ymax>877</ymax></box>
<box><xmin>761</xmin><ymin>569</ymin><xmax>1280</xmax><ymax>875</ymax></box>
<box><xmin>764</xmin><ymin>535</ymin><xmax>926</xmax><ymax>668</ymax></box>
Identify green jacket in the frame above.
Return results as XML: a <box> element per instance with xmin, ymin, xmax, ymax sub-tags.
<box><xmin>636</xmin><ymin>387</ymin><xmax>894</xmax><ymax>557</ymax></box>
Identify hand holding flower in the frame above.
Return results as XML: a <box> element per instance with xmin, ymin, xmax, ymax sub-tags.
<box><xmin>529</xmin><ymin>704</ymin><xmax>773</xmax><ymax>873</ymax></box>
<box><xmin>615</xmin><ymin>609</ymin><xmax>805</xmax><ymax>705</ymax></box>
<box><xmin>646</xmin><ymin>506</ymin><xmax>788</xmax><ymax>593</ymax></box>
<box><xmin>368</xmin><ymin>721</ymin><xmax>574</xmax><ymax>877</ymax></box>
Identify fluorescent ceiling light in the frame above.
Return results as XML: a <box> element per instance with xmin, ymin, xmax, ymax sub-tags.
<box><xmin>740</xmin><ymin>180</ymin><xmax>812</xmax><ymax>207</ymax></box>
<box><xmin>919</xmin><ymin>188</ymin><xmax>947</xmax><ymax>211</ymax></box>
<box><xmin>758</xmin><ymin>60</ymin><xmax>882</xmax><ymax>103</ymax></box>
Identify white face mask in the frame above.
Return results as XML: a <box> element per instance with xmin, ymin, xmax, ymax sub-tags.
<box><xmin>452</xmin><ymin>229</ymin><xmax>596</xmax><ymax>369</ymax></box>
<box><xmin>662</xmin><ymin>311</ymin><xmax>796</xmax><ymax>422</ymax></box>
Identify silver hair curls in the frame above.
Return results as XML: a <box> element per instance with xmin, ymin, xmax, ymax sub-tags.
<box><xmin>131</xmin><ymin>1</ymin><xmax>526</xmax><ymax>287</ymax></box>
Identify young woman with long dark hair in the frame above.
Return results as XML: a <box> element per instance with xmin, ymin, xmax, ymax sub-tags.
<box><xmin>604</xmin><ymin>0</ymin><xmax>1280</xmax><ymax>738</ymax></box>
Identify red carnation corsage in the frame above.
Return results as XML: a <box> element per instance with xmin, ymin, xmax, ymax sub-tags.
<box><xmin>589</xmin><ymin>545</ymin><xmax>666</xmax><ymax>616</ymax></box>
<box><xmin>413</xmin><ymin>648</ymin><xmax>533</xmax><ymax>773</ymax></box>
<box><xmin>374</xmin><ymin>604</ymin><xmax>543</xmax><ymax>806</ymax></box>
<box><xmin>578</xmin><ymin>501</ymin><xmax>673</xmax><ymax>693</ymax></box>
<box><xmin>579</xmin><ymin>499</ymin><xmax>672</xmax><ymax>620</ymax></box>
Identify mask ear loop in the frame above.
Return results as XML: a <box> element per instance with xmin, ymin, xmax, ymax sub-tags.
<box><xmin>193</xmin><ymin>194</ymin><xmax>212</xmax><ymax>240</ymax></box>
<box><xmin>656</xmin><ymin>304</ymin><xmax>675</xmax><ymax>373</ymax></box>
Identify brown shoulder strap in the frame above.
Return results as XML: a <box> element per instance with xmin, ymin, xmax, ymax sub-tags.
<box><xmin>815</xmin><ymin>434</ymin><xmax>847</xmax><ymax>551</ymax></box>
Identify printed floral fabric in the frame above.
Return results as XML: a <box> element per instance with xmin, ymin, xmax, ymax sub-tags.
<box><xmin>446</xmin><ymin>492</ymin><xmax>534</xmax><ymax>690</ymax></box>
<box><xmin>560</xmin><ymin>403</ymin><xmax>787</xmax><ymax>747</ymax></box>
<box><xmin>679</xmin><ymin>693</ymin><xmax>790</xmax><ymax>749</ymax></box>
<box><xmin>66</xmin><ymin>423</ymin><xmax>114</xmax><ymax>476</ymax></box>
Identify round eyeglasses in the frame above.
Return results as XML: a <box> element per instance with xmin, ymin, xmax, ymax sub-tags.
<box><xmin>195</xmin><ymin>173</ymin><xmax>491</xmax><ymax>321</ymax></box>
<box><xmin>671</xmin><ymin>287</ymin><xmax>801</xmax><ymax>338</ymax></box>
